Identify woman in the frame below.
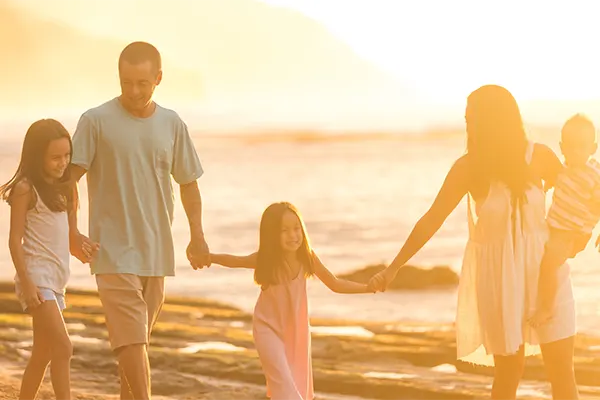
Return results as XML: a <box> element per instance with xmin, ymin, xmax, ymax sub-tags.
<box><xmin>370</xmin><ymin>85</ymin><xmax>578</xmax><ymax>399</ymax></box>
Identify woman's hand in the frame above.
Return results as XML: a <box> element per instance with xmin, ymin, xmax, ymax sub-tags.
<box><xmin>368</xmin><ymin>267</ymin><xmax>397</xmax><ymax>292</ymax></box>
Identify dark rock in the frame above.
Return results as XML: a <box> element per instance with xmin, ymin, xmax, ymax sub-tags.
<box><xmin>339</xmin><ymin>264</ymin><xmax>459</xmax><ymax>290</ymax></box>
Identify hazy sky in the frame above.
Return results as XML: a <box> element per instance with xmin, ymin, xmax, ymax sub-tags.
<box><xmin>5</xmin><ymin>0</ymin><xmax>600</xmax><ymax>130</ymax></box>
<box><xmin>262</xmin><ymin>1</ymin><xmax>599</xmax><ymax>103</ymax></box>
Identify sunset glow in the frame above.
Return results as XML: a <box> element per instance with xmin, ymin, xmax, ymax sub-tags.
<box><xmin>4</xmin><ymin>0</ymin><xmax>600</xmax><ymax>128</ymax></box>
<box><xmin>262</xmin><ymin>1</ymin><xmax>599</xmax><ymax>102</ymax></box>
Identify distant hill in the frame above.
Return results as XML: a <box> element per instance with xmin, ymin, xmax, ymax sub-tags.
<box><xmin>0</xmin><ymin>3</ymin><xmax>203</xmax><ymax>113</ymax></box>
<box><xmin>1</xmin><ymin>0</ymin><xmax>412</xmax><ymax>128</ymax></box>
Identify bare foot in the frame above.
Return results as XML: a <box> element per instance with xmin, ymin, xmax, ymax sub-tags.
<box><xmin>528</xmin><ymin>307</ymin><xmax>554</xmax><ymax>328</ymax></box>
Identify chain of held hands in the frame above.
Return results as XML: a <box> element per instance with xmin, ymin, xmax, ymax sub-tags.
<box><xmin>186</xmin><ymin>240</ymin><xmax>400</xmax><ymax>294</ymax></box>
<box><xmin>69</xmin><ymin>231</ymin><xmax>211</xmax><ymax>271</ymax></box>
<box><xmin>185</xmin><ymin>237</ymin><xmax>400</xmax><ymax>294</ymax></box>
<box><xmin>184</xmin><ymin>234</ymin><xmax>398</xmax><ymax>295</ymax></box>
<box><xmin>69</xmin><ymin>232</ymin><xmax>397</xmax><ymax>294</ymax></box>
<box><xmin>69</xmin><ymin>232</ymin><xmax>208</xmax><ymax>274</ymax></box>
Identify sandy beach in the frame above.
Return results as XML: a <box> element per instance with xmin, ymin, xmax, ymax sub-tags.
<box><xmin>0</xmin><ymin>282</ymin><xmax>599</xmax><ymax>400</ymax></box>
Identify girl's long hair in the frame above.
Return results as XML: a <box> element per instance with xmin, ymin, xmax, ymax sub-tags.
<box><xmin>465</xmin><ymin>85</ymin><xmax>531</xmax><ymax>203</ymax></box>
<box><xmin>0</xmin><ymin>119</ymin><xmax>75</xmax><ymax>212</ymax></box>
<box><xmin>254</xmin><ymin>202</ymin><xmax>314</xmax><ymax>286</ymax></box>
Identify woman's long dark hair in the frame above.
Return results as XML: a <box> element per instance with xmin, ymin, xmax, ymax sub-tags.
<box><xmin>254</xmin><ymin>202</ymin><xmax>314</xmax><ymax>286</ymax></box>
<box><xmin>465</xmin><ymin>85</ymin><xmax>531</xmax><ymax>203</ymax></box>
<box><xmin>0</xmin><ymin>119</ymin><xmax>75</xmax><ymax>212</ymax></box>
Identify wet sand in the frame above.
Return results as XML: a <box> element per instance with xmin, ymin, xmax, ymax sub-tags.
<box><xmin>0</xmin><ymin>282</ymin><xmax>599</xmax><ymax>399</ymax></box>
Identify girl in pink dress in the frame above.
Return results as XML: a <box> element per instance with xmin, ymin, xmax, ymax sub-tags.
<box><xmin>210</xmin><ymin>202</ymin><xmax>374</xmax><ymax>400</ymax></box>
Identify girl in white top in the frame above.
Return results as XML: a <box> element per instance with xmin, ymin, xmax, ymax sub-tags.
<box><xmin>0</xmin><ymin>119</ymin><xmax>98</xmax><ymax>400</ymax></box>
<box><xmin>370</xmin><ymin>85</ymin><xmax>578</xmax><ymax>400</ymax></box>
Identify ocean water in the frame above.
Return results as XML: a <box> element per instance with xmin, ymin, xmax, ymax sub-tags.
<box><xmin>1</xmin><ymin>133</ymin><xmax>599</xmax><ymax>334</ymax></box>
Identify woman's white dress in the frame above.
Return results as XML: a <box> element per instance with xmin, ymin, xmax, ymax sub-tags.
<box><xmin>456</xmin><ymin>141</ymin><xmax>576</xmax><ymax>366</ymax></box>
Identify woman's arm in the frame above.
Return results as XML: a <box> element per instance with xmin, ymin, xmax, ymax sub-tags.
<box><xmin>312</xmin><ymin>252</ymin><xmax>372</xmax><ymax>294</ymax></box>
<box><xmin>371</xmin><ymin>157</ymin><xmax>470</xmax><ymax>289</ymax></box>
<box><xmin>210</xmin><ymin>252</ymin><xmax>257</xmax><ymax>269</ymax></box>
<box><xmin>534</xmin><ymin>143</ymin><xmax>563</xmax><ymax>191</ymax></box>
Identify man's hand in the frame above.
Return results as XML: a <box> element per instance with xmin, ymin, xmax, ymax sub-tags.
<box><xmin>179</xmin><ymin>181</ymin><xmax>209</xmax><ymax>270</ymax></box>
<box><xmin>70</xmin><ymin>232</ymin><xmax>100</xmax><ymax>264</ymax></box>
<box><xmin>187</xmin><ymin>235</ymin><xmax>210</xmax><ymax>270</ymax></box>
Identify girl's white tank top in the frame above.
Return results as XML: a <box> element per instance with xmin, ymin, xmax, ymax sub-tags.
<box><xmin>15</xmin><ymin>185</ymin><xmax>70</xmax><ymax>293</ymax></box>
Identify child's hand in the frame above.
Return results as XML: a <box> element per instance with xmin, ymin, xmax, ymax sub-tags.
<box><xmin>367</xmin><ymin>279</ymin><xmax>378</xmax><ymax>293</ymax></box>
<box><xmin>22</xmin><ymin>280</ymin><xmax>44</xmax><ymax>310</ymax></box>
<box><xmin>70</xmin><ymin>233</ymin><xmax>99</xmax><ymax>264</ymax></box>
<box><xmin>81</xmin><ymin>235</ymin><xmax>100</xmax><ymax>262</ymax></box>
<box><xmin>369</xmin><ymin>272</ymin><xmax>386</xmax><ymax>292</ymax></box>
<box><xmin>369</xmin><ymin>267</ymin><xmax>397</xmax><ymax>292</ymax></box>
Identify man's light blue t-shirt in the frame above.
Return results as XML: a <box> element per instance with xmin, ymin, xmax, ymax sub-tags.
<box><xmin>72</xmin><ymin>98</ymin><xmax>204</xmax><ymax>276</ymax></box>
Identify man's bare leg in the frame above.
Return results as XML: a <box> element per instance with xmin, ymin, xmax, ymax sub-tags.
<box><xmin>117</xmin><ymin>344</ymin><xmax>150</xmax><ymax>400</ymax></box>
<box><xmin>119</xmin><ymin>367</ymin><xmax>133</xmax><ymax>400</ymax></box>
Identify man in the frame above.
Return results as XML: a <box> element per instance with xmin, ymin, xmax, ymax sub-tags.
<box><xmin>69</xmin><ymin>41</ymin><xmax>209</xmax><ymax>400</ymax></box>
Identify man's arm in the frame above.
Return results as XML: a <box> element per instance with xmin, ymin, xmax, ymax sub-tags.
<box><xmin>180</xmin><ymin>180</ymin><xmax>209</xmax><ymax>268</ymax></box>
<box><xmin>68</xmin><ymin>165</ymin><xmax>87</xmax><ymax>237</ymax></box>
<box><xmin>68</xmin><ymin>164</ymin><xmax>98</xmax><ymax>263</ymax></box>
<box><xmin>172</xmin><ymin>116</ymin><xmax>206</xmax><ymax>269</ymax></box>
<box><xmin>180</xmin><ymin>180</ymin><xmax>204</xmax><ymax>237</ymax></box>
<box><xmin>69</xmin><ymin>111</ymin><xmax>100</xmax><ymax>263</ymax></box>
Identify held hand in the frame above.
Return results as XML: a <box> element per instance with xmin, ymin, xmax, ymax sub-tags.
<box><xmin>367</xmin><ymin>278</ymin><xmax>379</xmax><ymax>293</ymax></box>
<box><xmin>187</xmin><ymin>236</ymin><xmax>210</xmax><ymax>270</ymax></box>
<box><xmin>369</xmin><ymin>268</ymin><xmax>397</xmax><ymax>292</ymax></box>
<box><xmin>82</xmin><ymin>235</ymin><xmax>100</xmax><ymax>261</ymax></box>
<box><xmin>22</xmin><ymin>281</ymin><xmax>44</xmax><ymax>310</ymax></box>
<box><xmin>368</xmin><ymin>272</ymin><xmax>386</xmax><ymax>292</ymax></box>
<box><xmin>70</xmin><ymin>233</ymin><xmax>100</xmax><ymax>264</ymax></box>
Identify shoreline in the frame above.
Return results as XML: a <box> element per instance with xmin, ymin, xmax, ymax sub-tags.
<box><xmin>0</xmin><ymin>282</ymin><xmax>599</xmax><ymax>399</ymax></box>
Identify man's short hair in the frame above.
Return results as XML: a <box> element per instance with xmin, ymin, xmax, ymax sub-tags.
<box><xmin>118</xmin><ymin>41</ymin><xmax>162</xmax><ymax>71</ymax></box>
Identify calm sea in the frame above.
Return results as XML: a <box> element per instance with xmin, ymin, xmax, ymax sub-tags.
<box><xmin>1</xmin><ymin>130</ymin><xmax>598</xmax><ymax>333</ymax></box>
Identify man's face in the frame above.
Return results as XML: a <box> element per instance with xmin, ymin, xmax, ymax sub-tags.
<box><xmin>119</xmin><ymin>60</ymin><xmax>162</xmax><ymax>113</ymax></box>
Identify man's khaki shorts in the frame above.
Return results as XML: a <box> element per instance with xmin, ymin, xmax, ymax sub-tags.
<box><xmin>96</xmin><ymin>274</ymin><xmax>165</xmax><ymax>351</ymax></box>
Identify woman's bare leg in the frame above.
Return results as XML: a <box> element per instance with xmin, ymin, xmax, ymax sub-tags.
<box><xmin>491</xmin><ymin>346</ymin><xmax>525</xmax><ymax>400</ymax></box>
